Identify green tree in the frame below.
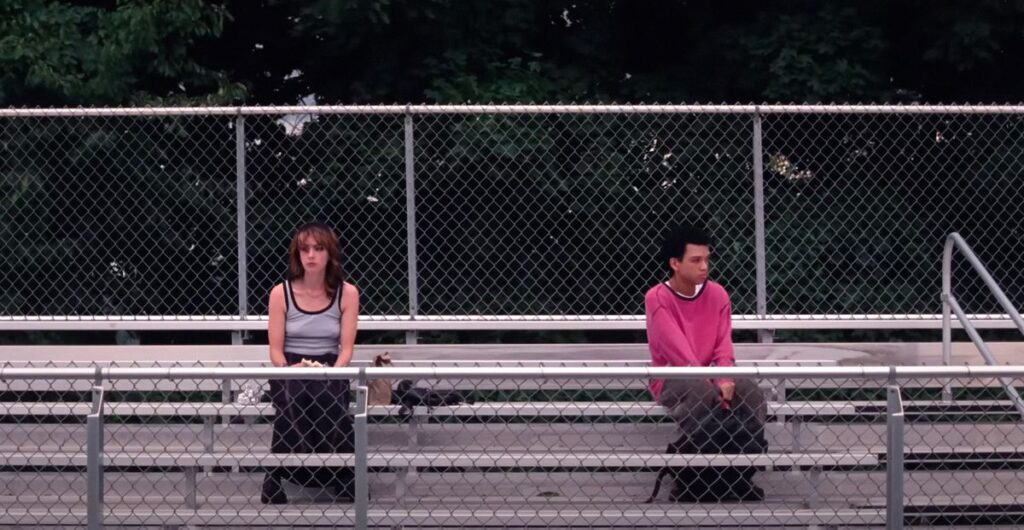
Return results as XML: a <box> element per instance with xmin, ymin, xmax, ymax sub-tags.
<box><xmin>0</xmin><ymin>0</ymin><xmax>242</xmax><ymax>106</ymax></box>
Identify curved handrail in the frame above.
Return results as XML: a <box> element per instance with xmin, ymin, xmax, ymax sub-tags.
<box><xmin>941</xmin><ymin>232</ymin><xmax>1024</xmax><ymax>419</ymax></box>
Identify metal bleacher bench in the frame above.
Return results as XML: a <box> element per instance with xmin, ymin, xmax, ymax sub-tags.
<box><xmin>0</xmin><ymin>343</ymin><xmax>852</xmax><ymax>459</ymax></box>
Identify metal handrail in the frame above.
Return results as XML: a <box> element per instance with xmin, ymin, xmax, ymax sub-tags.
<box><xmin>8</xmin><ymin>364</ymin><xmax>1024</xmax><ymax>380</ymax></box>
<box><xmin>0</xmin><ymin>314</ymin><xmax>1019</xmax><ymax>332</ymax></box>
<box><xmin>941</xmin><ymin>232</ymin><xmax>1024</xmax><ymax>419</ymax></box>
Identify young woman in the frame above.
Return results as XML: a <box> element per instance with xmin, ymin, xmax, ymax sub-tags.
<box><xmin>261</xmin><ymin>222</ymin><xmax>360</xmax><ymax>504</ymax></box>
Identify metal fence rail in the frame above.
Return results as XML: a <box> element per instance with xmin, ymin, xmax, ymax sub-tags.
<box><xmin>1</xmin><ymin>105</ymin><xmax>1023</xmax><ymax>330</ymax></box>
<box><xmin>4</xmin><ymin>365</ymin><xmax>1024</xmax><ymax>528</ymax></box>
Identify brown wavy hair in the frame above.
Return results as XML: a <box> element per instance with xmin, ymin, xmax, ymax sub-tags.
<box><xmin>287</xmin><ymin>222</ymin><xmax>346</xmax><ymax>297</ymax></box>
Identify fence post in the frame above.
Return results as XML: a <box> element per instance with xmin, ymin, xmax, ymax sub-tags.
<box><xmin>886</xmin><ymin>370</ymin><xmax>905</xmax><ymax>529</ymax></box>
<box><xmin>752</xmin><ymin>112</ymin><xmax>771</xmax><ymax>344</ymax></box>
<box><xmin>941</xmin><ymin>237</ymin><xmax>954</xmax><ymax>401</ymax></box>
<box><xmin>234</xmin><ymin>114</ymin><xmax>248</xmax><ymax>347</ymax></box>
<box><xmin>353</xmin><ymin>368</ymin><xmax>369</xmax><ymax>528</ymax></box>
<box><xmin>87</xmin><ymin>376</ymin><xmax>106</xmax><ymax>530</ymax></box>
<box><xmin>405</xmin><ymin>109</ymin><xmax>419</xmax><ymax>345</ymax></box>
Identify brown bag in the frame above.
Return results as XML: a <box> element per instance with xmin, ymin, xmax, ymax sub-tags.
<box><xmin>367</xmin><ymin>352</ymin><xmax>393</xmax><ymax>405</ymax></box>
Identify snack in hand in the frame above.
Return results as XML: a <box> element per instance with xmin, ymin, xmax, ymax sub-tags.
<box><xmin>300</xmin><ymin>358</ymin><xmax>326</xmax><ymax>368</ymax></box>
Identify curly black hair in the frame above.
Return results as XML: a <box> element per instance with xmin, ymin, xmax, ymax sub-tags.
<box><xmin>657</xmin><ymin>222</ymin><xmax>712</xmax><ymax>276</ymax></box>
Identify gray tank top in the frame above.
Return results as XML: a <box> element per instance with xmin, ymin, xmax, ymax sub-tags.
<box><xmin>283</xmin><ymin>280</ymin><xmax>342</xmax><ymax>358</ymax></box>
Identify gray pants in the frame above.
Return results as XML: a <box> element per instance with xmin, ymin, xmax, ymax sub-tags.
<box><xmin>657</xmin><ymin>378</ymin><xmax>767</xmax><ymax>437</ymax></box>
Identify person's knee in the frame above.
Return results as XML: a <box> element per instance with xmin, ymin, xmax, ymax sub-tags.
<box><xmin>658</xmin><ymin>379</ymin><xmax>709</xmax><ymax>406</ymax></box>
<box><xmin>683</xmin><ymin>382</ymin><xmax>719</xmax><ymax>417</ymax></box>
<box><xmin>733</xmin><ymin>379</ymin><xmax>767</xmax><ymax>416</ymax></box>
<box><xmin>657</xmin><ymin>379</ymin><xmax>688</xmax><ymax>406</ymax></box>
<box><xmin>697</xmin><ymin>382</ymin><xmax>721</xmax><ymax>406</ymax></box>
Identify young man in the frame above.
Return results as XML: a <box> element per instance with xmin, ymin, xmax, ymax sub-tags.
<box><xmin>645</xmin><ymin>223</ymin><xmax>765</xmax><ymax>435</ymax></box>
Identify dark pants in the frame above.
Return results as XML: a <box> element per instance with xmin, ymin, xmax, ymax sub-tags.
<box><xmin>657</xmin><ymin>378</ymin><xmax>766</xmax><ymax>438</ymax></box>
<box><xmin>263</xmin><ymin>353</ymin><xmax>353</xmax><ymax>501</ymax></box>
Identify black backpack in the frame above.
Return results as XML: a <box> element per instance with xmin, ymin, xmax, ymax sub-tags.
<box><xmin>646</xmin><ymin>402</ymin><xmax>766</xmax><ymax>503</ymax></box>
<box><xmin>394</xmin><ymin>379</ymin><xmax>472</xmax><ymax>418</ymax></box>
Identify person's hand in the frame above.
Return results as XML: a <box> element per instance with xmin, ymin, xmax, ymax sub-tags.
<box><xmin>719</xmin><ymin>381</ymin><xmax>736</xmax><ymax>402</ymax></box>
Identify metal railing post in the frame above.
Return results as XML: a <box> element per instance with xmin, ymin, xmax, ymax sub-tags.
<box><xmin>87</xmin><ymin>381</ymin><xmax>106</xmax><ymax>530</ymax></box>
<box><xmin>886</xmin><ymin>373</ymin><xmax>905</xmax><ymax>530</ymax></box>
<box><xmin>941</xmin><ymin>237</ymin><xmax>954</xmax><ymax>401</ymax></box>
<box><xmin>235</xmin><ymin>114</ymin><xmax>248</xmax><ymax>348</ymax></box>
<box><xmin>354</xmin><ymin>368</ymin><xmax>369</xmax><ymax>528</ymax></box>
<box><xmin>405</xmin><ymin>109</ymin><xmax>419</xmax><ymax>345</ymax></box>
<box><xmin>752</xmin><ymin>112</ymin><xmax>772</xmax><ymax>344</ymax></box>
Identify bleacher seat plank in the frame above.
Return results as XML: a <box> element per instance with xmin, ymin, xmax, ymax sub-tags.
<box><xmin>0</xmin><ymin>505</ymin><xmax>888</xmax><ymax>527</ymax></box>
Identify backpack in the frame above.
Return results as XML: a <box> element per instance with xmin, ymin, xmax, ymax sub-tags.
<box><xmin>394</xmin><ymin>379</ymin><xmax>472</xmax><ymax>418</ymax></box>
<box><xmin>645</xmin><ymin>401</ymin><xmax>766</xmax><ymax>503</ymax></box>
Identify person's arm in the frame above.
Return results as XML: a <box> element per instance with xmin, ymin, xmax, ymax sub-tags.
<box><xmin>267</xmin><ymin>284</ymin><xmax>289</xmax><ymax>368</ymax></box>
<box><xmin>335</xmin><ymin>282</ymin><xmax>360</xmax><ymax>367</ymax></box>
<box><xmin>712</xmin><ymin>298</ymin><xmax>737</xmax><ymax>399</ymax></box>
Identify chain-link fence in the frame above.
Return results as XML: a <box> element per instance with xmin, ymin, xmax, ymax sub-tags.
<box><xmin>5</xmin><ymin>365</ymin><xmax>1024</xmax><ymax>528</ymax></box>
<box><xmin>1</xmin><ymin>106</ymin><xmax>1023</xmax><ymax>327</ymax></box>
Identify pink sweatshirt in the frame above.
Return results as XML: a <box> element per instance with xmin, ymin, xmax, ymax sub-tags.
<box><xmin>645</xmin><ymin>280</ymin><xmax>735</xmax><ymax>399</ymax></box>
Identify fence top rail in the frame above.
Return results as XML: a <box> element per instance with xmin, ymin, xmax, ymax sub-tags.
<box><xmin>0</xmin><ymin>314</ymin><xmax>1019</xmax><ymax>331</ymax></box>
<box><xmin>3</xmin><ymin>104</ymin><xmax>1024</xmax><ymax>117</ymax></box>
<box><xmin>7</xmin><ymin>365</ymin><xmax>1024</xmax><ymax>380</ymax></box>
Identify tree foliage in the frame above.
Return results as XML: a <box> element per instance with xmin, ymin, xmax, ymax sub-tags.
<box><xmin>0</xmin><ymin>0</ymin><xmax>240</xmax><ymax>106</ymax></box>
<box><xmin>7</xmin><ymin>1</ymin><xmax>1024</xmax><ymax>105</ymax></box>
<box><xmin>3</xmin><ymin>1</ymin><xmax>1024</xmax><ymax>339</ymax></box>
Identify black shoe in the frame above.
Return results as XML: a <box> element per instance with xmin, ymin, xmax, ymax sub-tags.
<box><xmin>261</xmin><ymin>475</ymin><xmax>287</xmax><ymax>505</ymax></box>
